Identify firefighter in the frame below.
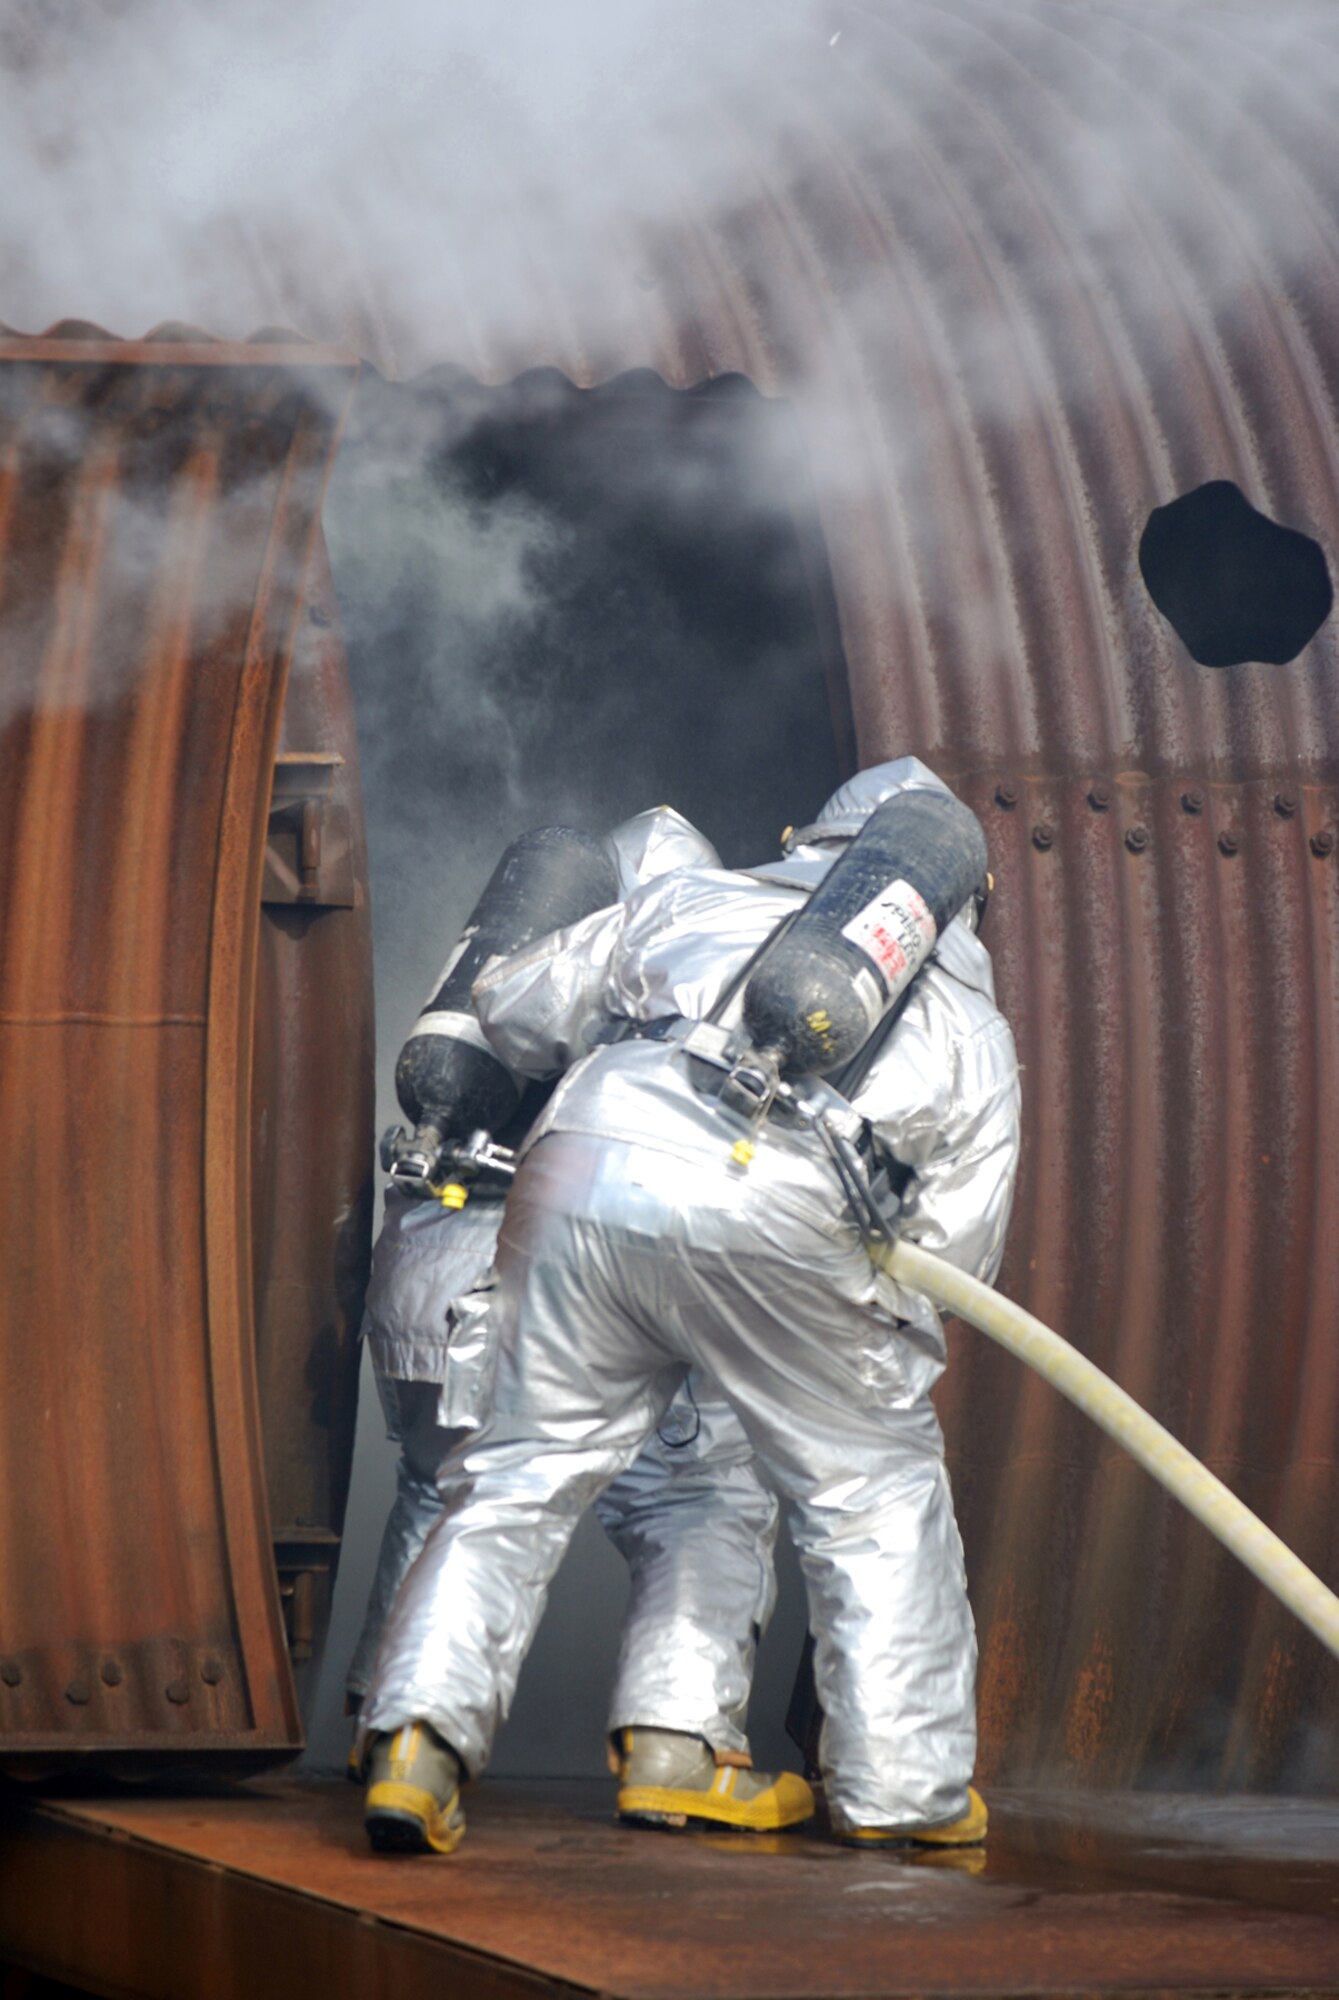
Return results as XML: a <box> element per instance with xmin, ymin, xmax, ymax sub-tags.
<box><xmin>349</xmin><ymin>809</ymin><xmax>809</xmax><ymax>1845</ymax></box>
<box><xmin>361</xmin><ymin>762</ymin><xmax>1019</xmax><ymax>1854</ymax></box>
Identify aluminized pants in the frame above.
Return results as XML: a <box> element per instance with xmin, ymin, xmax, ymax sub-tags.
<box><xmin>347</xmin><ymin>1377</ymin><xmax>453</xmax><ymax>1702</ymax></box>
<box><xmin>595</xmin><ymin>1385</ymin><xmax>777</xmax><ymax>1751</ymax></box>
<box><xmin>364</xmin><ymin>1133</ymin><xmax>977</xmax><ymax>1833</ymax></box>
<box><xmin>351</xmin><ymin>1371</ymin><xmax>776</xmax><ymax>1746</ymax></box>
<box><xmin>351</xmin><ymin>1366</ymin><xmax>777</xmax><ymax>1751</ymax></box>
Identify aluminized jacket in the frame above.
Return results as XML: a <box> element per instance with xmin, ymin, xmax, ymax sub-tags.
<box><xmin>350</xmin><ymin>808</ymin><xmax>779</xmax><ymax>1745</ymax></box>
<box><xmin>362</xmin><ymin>761</ymin><xmax>1021</xmax><ymax>1832</ymax></box>
<box><xmin>363</xmin><ymin>805</ymin><xmax>728</xmax><ymax>1390</ymax></box>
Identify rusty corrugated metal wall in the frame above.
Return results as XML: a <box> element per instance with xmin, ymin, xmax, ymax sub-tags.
<box><xmin>0</xmin><ymin>335</ymin><xmax>368</xmax><ymax>1765</ymax></box>
<box><xmin>253</xmin><ymin>531</ymin><xmax>375</xmax><ymax>1713</ymax></box>
<box><xmin>5</xmin><ymin>1</ymin><xmax>1338</xmax><ymax>1787</ymax></box>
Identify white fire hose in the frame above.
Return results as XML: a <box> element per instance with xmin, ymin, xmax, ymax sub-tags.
<box><xmin>875</xmin><ymin>1236</ymin><xmax>1339</xmax><ymax>1661</ymax></box>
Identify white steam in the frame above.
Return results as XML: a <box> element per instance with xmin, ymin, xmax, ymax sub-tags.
<box><xmin>1</xmin><ymin>0</ymin><xmax>1335</xmax><ymax>383</ymax></box>
<box><xmin>1</xmin><ymin>0</ymin><xmax>823</xmax><ymax>368</ymax></box>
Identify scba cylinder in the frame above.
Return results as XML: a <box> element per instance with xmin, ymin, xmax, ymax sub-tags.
<box><xmin>743</xmin><ymin>789</ymin><xmax>988</xmax><ymax>1076</ymax></box>
<box><xmin>395</xmin><ymin>826</ymin><xmax>618</xmax><ymax>1136</ymax></box>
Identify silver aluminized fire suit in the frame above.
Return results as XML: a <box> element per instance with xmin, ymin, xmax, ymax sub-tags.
<box><xmin>348</xmin><ymin>808</ymin><xmax>778</xmax><ymax>1759</ymax></box>
<box><xmin>361</xmin><ymin>760</ymin><xmax>1020</xmax><ymax>1833</ymax></box>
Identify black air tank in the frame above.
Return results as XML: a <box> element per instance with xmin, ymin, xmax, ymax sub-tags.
<box><xmin>743</xmin><ymin>789</ymin><xmax>987</xmax><ymax>1076</ymax></box>
<box><xmin>395</xmin><ymin>826</ymin><xmax>618</xmax><ymax>1135</ymax></box>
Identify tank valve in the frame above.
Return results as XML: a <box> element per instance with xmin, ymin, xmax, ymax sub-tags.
<box><xmin>718</xmin><ymin>1046</ymin><xmax>782</xmax><ymax>1123</ymax></box>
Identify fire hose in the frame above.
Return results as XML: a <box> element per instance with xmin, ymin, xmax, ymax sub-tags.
<box><xmin>726</xmin><ymin>774</ymin><xmax>1339</xmax><ymax>1665</ymax></box>
<box><xmin>872</xmin><ymin>1235</ymin><xmax>1339</xmax><ymax>1662</ymax></box>
<box><xmin>693</xmin><ymin>1030</ymin><xmax>1339</xmax><ymax>1665</ymax></box>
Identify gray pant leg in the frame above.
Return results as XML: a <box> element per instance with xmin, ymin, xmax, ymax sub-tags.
<box><xmin>596</xmin><ymin>1374</ymin><xmax>778</xmax><ymax>1757</ymax></box>
<box><xmin>793</xmin><ymin>1443</ymin><xmax>977</xmax><ymax>1834</ymax></box>
<box><xmin>365</xmin><ymin>1136</ymin><xmax>976</xmax><ymax>1827</ymax></box>
<box><xmin>361</xmin><ymin>1191</ymin><xmax>684</xmax><ymax>1773</ymax></box>
<box><xmin>346</xmin><ymin>1377</ymin><xmax>464</xmax><ymax>1699</ymax></box>
<box><xmin>649</xmin><ymin>1236</ymin><xmax>977</xmax><ymax>1834</ymax></box>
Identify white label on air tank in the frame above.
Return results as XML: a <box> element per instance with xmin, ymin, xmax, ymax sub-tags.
<box><xmin>841</xmin><ymin>879</ymin><xmax>936</xmax><ymax>995</ymax></box>
<box><xmin>427</xmin><ymin>926</ymin><xmax>477</xmax><ymax>1000</ymax></box>
<box><xmin>405</xmin><ymin>1008</ymin><xmax>494</xmax><ymax>1055</ymax></box>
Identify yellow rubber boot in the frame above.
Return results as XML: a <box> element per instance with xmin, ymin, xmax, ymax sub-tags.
<box><xmin>843</xmin><ymin>1785</ymin><xmax>988</xmax><ymax>1849</ymax></box>
<box><xmin>364</xmin><ymin>1721</ymin><xmax>466</xmax><ymax>1855</ymax></box>
<box><xmin>614</xmin><ymin>1727</ymin><xmax>814</xmax><ymax>1833</ymax></box>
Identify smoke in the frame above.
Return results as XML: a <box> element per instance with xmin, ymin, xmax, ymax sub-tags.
<box><xmin>0</xmin><ymin>377</ymin><xmax>334</xmax><ymax>731</ymax></box>
<box><xmin>322</xmin><ymin>366</ymin><xmax>844</xmax><ymax>1079</ymax></box>
<box><xmin>6</xmin><ymin>0</ymin><xmax>1339</xmax><ymax>567</ymax></box>
<box><xmin>323</xmin><ymin>392</ymin><xmax>569</xmax><ymax>970</ymax></box>
<box><xmin>0</xmin><ymin>0</ymin><xmax>824</xmax><ymax>364</ymax></box>
<box><xmin>2</xmin><ymin>0</ymin><xmax>1336</xmax><ymax>382</ymax></box>
<box><xmin>9</xmin><ymin>0</ymin><xmax>1335</xmax><ymax>797</ymax></box>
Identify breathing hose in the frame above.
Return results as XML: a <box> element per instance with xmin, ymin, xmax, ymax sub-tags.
<box><xmin>874</xmin><ymin>1236</ymin><xmax>1339</xmax><ymax>1662</ymax></box>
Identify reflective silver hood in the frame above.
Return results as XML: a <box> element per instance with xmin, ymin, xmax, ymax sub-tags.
<box><xmin>745</xmin><ymin>756</ymin><xmax>989</xmax><ymax>992</ymax></box>
<box><xmin>605</xmin><ymin>806</ymin><xmax>721</xmax><ymax>898</ymax></box>
<box><xmin>746</xmin><ymin>756</ymin><xmax>958</xmax><ymax>891</ymax></box>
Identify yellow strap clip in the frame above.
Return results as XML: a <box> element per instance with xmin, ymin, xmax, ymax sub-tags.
<box><xmin>731</xmin><ymin>1140</ymin><xmax>756</xmax><ymax>1168</ymax></box>
<box><xmin>435</xmin><ymin>1182</ymin><xmax>469</xmax><ymax>1210</ymax></box>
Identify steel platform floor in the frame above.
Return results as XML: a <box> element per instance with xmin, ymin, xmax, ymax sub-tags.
<box><xmin>1</xmin><ymin>1777</ymin><xmax>1336</xmax><ymax>1999</ymax></box>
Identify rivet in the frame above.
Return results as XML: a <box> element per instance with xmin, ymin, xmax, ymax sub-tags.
<box><xmin>1087</xmin><ymin>783</ymin><xmax>1111</xmax><ymax>811</ymax></box>
<box><xmin>1274</xmin><ymin>791</ymin><xmax>1299</xmax><ymax>818</ymax></box>
<box><xmin>65</xmin><ymin>1679</ymin><xmax>92</xmax><ymax>1706</ymax></box>
<box><xmin>1218</xmin><ymin>830</ymin><xmax>1240</xmax><ymax>857</ymax></box>
<box><xmin>201</xmin><ymin>1658</ymin><xmax>225</xmax><ymax>1686</ymax></box>
<box><xmin>101</xmin><ymin>1660</ymin><xmax>123</xmax><ymax>1688</ymax></box>
<box><xmin>1</xmin><ymin>1660</ymin><xmax>22</xmax><ymax>1688</ymax></box>
<box><xmin>165</xmin><ymin>1679</ymin><xmax>191</xmax><ymax>1705</ymax></box>
<box><xmin>1311</xmin><ymin>830</ymin><xmax>1335</xmax><ymax>858</ymax></box>
<box><xmin>995</xmin><ymin>780</ymin><xmax>1019</xmax><ymax>810</ymax></box>
<box><xmin>307</xmin><ymin>603</ymin><xmax>332</xmax><ymax>628</ymax></box>
<box><xmin>1126</xmin><ymin>825</ymin><xmax>1150</xmax><ymax>853</ymax></box>
<box><xmin>1032</xmin><ymin>822</ymin><xmax>1055</xmax><ymax>851</ymax></box>
<box><xmin>1181</xmin><ymin>789</ymin><xmax>1205</xmax><ymax>815</ymax></box>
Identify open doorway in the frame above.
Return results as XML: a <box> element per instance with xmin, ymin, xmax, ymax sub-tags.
<box><xmin>313</xmin><ymin>367</ymin><xmax>852</xmax><ymax>1776</ymax></box>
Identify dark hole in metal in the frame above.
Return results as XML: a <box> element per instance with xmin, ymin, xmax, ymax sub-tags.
<box><xmin>1139</xmin><ymin>480</ymin><xmax>1332</xmax><ymax>668</ymax></box>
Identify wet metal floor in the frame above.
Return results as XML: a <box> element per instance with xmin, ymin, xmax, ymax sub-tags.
<box><xmin>1</xmin><ymin>1778</ymin><xmax>1336</xmax><ymax>1997</ymax></box>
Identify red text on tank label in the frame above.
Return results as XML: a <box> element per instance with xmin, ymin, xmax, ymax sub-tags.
<box><xmin>841</xmin><ymin>879</ymin><xmax>936</xmax><ymax>994</ymax></box>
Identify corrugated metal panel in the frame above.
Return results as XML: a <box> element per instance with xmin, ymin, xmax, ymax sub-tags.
<box><xmin>253</xmin><ymin>532</ymin><xmax>375</xmax><ymax>1706</ymax></box>
<box><xmin>6</xmin><ymin>2</ymin><xmax>1339</xmax><ymax>1787</ymax></box>
<box><xmin>0</xmin><ymin>335</ymin><xmax>361</xmax><ymax>1762</ymax></box>
<box><xmin>940</xmin><ymin>768</ymin><xmax>1339</xmax><ymax>1790</ymax></box>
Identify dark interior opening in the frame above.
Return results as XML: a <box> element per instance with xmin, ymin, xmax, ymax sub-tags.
<box><xmin>316</xmin><ymin>367</ymin><xmax>850</xmax><ymax>1776</ymax></box>
<box><xmin>1139</xmin><ymin>479</ymin><xmax>1332</xmax><ymax>669</ymax></box>
<box><xmin>324</xmin><ymin>367</ymin><xmax>852</xmax><ymax>1003</ymax></box>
